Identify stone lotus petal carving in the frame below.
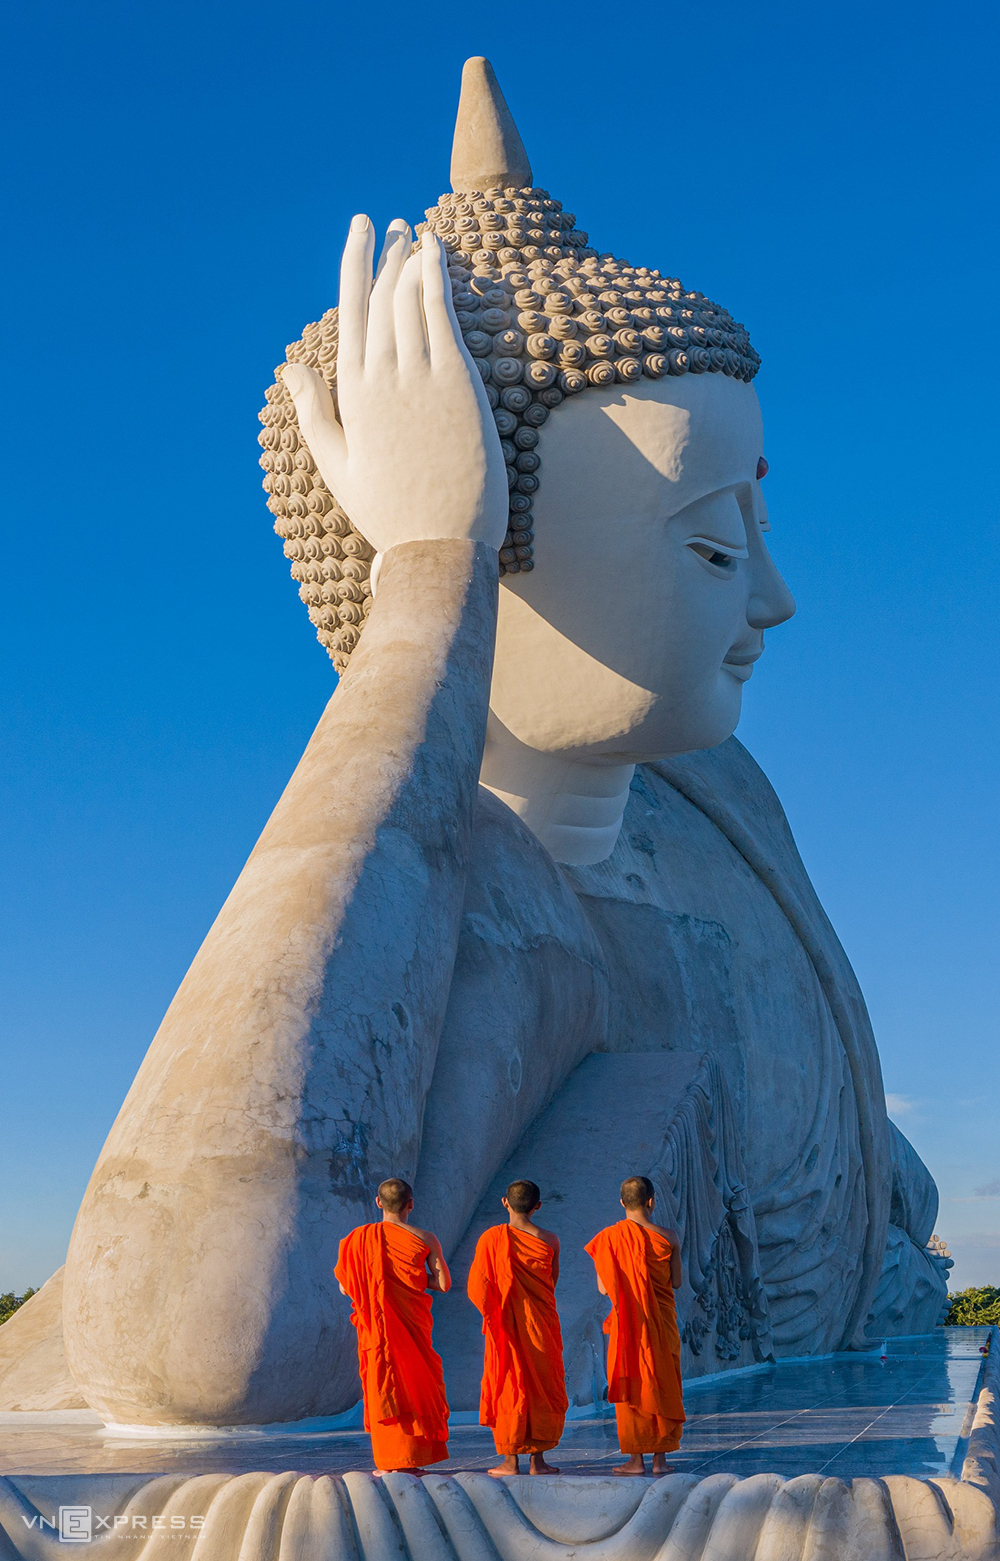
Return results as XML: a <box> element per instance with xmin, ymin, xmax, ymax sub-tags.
<box><xmin>3</xmin><ymin>1446</ymin><xmax>999</xmax><ymax>1561</ymax></box>
<box><xmin>258</xmin><ymin>58</ymin><xmax>759</xmax><ymax>673</ymax></box>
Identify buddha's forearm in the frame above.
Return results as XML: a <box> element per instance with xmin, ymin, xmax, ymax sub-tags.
<box><xmin>107</xmin><ymin>537</ymin><xmax>497</xmax><ymax>1164</ymax></box>
<box><xmin>63</xmin><ymin>537</ymin><xmax>497</xmax><ymax>1425</ymax></box>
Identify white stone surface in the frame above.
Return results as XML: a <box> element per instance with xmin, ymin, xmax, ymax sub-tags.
<box><xmin>0</xmin><ymin>1273</ymin><xmax>84</xmax><ymax>1413</ymax></box>
<box><xmin>1</xmin><ymin>1463</ymin><xmax>996</xmax><ymax>1559</ymax></box>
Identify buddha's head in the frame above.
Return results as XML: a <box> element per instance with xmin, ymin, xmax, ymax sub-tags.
<box><xmin>259</xmin><ymin>58</ymin><xmax>793</xmax><ymax>771</ymax></box>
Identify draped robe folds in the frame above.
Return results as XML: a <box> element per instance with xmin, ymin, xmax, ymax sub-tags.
<box><xmin>334</xmin><ymin>1223</ymin><xmax>449</xmax><ymax>1470</ymax></box>
<box><xmin>416</xmin><ymin>740</ymin><xmax>903</xmax><ymax>1377</ymax></box>
<box><xmin>585</xmin><ymin>1221</ymin><xmax>685</xmax><ymax>1455</ymax></box>
<box><xmin>467</xmin><ymin>1225</ymin><xmax>568</xmax><ymax>1454</ymax></box>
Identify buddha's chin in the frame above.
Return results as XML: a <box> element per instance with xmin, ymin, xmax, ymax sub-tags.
<box><xmin>615</xmin><ymin>684</ymin><xmax>744</xmax><ymax>765</ymax></box>
<box><xmin>489</xmin><ymin>669</ymin><xmax>743</xmax><ymax>766</ymax></box>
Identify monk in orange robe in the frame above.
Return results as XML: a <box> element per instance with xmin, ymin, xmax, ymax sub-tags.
<box><xmin>585</xmin><ymin>1175</ymin><xmax>685</xmax><ymax>1475</ymax></box>
<box><xmin>334</xmin><ymin>1177</ymin><xmax>451</xmax><ymax>1473</ymax></box>
<box><xmin>467</xmin><ymin>1178</ymin><xmax>568</xmax><ymax>1476</ymax></box>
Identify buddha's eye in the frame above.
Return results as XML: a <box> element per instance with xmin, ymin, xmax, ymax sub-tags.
<box><xmin>757</xmin><ymin>456</ymin><xmax>769</xmax><ymax>480</ymax></box>
<box><xmin>688</xmin><ymin>541</ymin><xmax>741</xmax><ymax>573</ymax></box>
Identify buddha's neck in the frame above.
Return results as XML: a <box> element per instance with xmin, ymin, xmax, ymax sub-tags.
<box><xmin>480</xmin><ymin>713</ymin><xmax>634</xmax><ymax>868</ymax></box>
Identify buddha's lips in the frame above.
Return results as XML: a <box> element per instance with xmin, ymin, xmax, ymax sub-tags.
<box><xmin>723</xmin><ymin>648</ymin><xmax>763</xmax><ymax>681</ymax></box>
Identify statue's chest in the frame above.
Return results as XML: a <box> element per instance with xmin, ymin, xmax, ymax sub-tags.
<box><xmin>562</xmin><ymin>769</ymin><xmax>846</xmax><ymax>1176</ymax></box>
<box><xmin>453</xmin><ymin>788</ymin><xmax>610</xmax><ymax>1059</ymax></box>
<box><xmin>415</xmin><ymin>789</ymin><xmax>609</xmax><ymax>1250</ymax></box>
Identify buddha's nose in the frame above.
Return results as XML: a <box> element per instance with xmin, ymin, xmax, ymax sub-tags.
<box><xmin>747</xmin><ymin>549</ymin><xmax>796</xmax><ymax>630</ymax></box>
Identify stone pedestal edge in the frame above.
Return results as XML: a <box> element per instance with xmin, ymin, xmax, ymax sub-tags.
<box><xmin>963</xmin><ymin>1324</ymin><xmax>1000</xmax><ymax>1501</ymax></box>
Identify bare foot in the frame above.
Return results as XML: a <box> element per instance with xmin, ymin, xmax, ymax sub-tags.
<box><xmin>488</xmin><ymin>1455</ymin><xmax>520</xmax><ymax>1477</ymax></box>
<box><xmin>651</xmin><ymin>1456</ymin><xmax>676</xmax><ymax>1476</ymax></box>
<box><xmin>528</xmin><ymin>1454</ymin><xmax>560</xmax><ymax>1475</ymax></box>
<box><xmin>374</xmin><ymin>1468</ymin><xmax>426</xmax><ymax>1477</ymax></box>
<box><xmin>613</xmin><ymin>1455</ymin><xmax>648</xmax><ymax>1476</ymax></box>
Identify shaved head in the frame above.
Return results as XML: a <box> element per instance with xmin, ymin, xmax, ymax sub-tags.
<box><xmin>377</xmin><ymin>1178</ymin><xmax>413</xmax><ymax>1214</ymax></box>
<box><xmin>505</xmin><ymin>1179</ymin><xmax>541</xmax><ymax>1214</ymax></box>
<box><xmin>620</xmin><ymin>1175</ymin><xmax>655</xmax><ymax>1210</ymax></box>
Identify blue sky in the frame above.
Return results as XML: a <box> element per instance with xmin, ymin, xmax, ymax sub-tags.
<box><xmin>2</xmin><ymin>0</ymin><xmax>997</xmax><ymax>1296</ymax></box>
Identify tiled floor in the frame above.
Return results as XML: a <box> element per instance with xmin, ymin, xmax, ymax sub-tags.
<box><xmin>0</xmin><ymin>1330</ymin><xmax>989</xmax><ymax>1481</ymax></box>
<box><xmin>669</xmin><ymin>1328</ymin><xmax>989</xmax><ymax>1480</ymax></box>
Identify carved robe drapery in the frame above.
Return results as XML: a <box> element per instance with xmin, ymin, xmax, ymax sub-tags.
<box><xmin>420</xmin><ymin>736</ymin><xmax>943</xmax><ymax>1398</ymax></box>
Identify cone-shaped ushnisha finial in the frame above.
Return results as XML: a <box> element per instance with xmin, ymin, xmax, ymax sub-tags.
<box><xmin>450</xmin><ymin>57</ymin><xmax>532</xmax><ymax>193</ymax></box>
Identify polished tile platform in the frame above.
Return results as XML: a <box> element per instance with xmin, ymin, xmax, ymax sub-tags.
<box><xmin>668</xmin><ymin>1328</ymin><xmax>989</xmax><ymax>1481</ymax></box>
<box><xmin>0</xmin><ymin>1329</ymin><xmax>990</xmax><ymax>1480</ymax></box>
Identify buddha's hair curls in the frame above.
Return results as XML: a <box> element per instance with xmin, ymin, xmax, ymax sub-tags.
<box><xmin>258</xmin><ymin>186</ymin><xmax>760</xmax><ymax>675</ymax></box>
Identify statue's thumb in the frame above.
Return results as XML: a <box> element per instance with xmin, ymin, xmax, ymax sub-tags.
<box><xmin>280</xmin><ymin>363</ymin><xmax>347</xmax><ymax>490</ymax></box>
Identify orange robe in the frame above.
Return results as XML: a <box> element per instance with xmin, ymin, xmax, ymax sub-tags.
<box><xmin>585</xmin><ymin>1221</ymin><xmax>685</xmax><ymax>1455</ymax></box>
<box><xmin>467</xmin><ymin>1225</ymin><xmax>568</xmax><ymax>1455</ymax></box>
<box><xmin>334</xmin><ymin>1222</ymin><xmax>449</xmax><ymax>1470</ymax></box>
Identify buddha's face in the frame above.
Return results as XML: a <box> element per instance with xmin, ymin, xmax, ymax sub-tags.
<box><xmin>489</xmin><ymin>372</ymin><xmax>795</xmax><ymax>761</ymax></box>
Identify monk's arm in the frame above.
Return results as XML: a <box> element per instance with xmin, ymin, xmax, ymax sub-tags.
<box><xmin>425</xmin><ymin>1236</ymin><xmax>451</xmax><ymax>1293</ymax></box>
<box><xmin>466</xmin><ymin>1240</ymin><xmax>491</xmax><ymax>1314</ymax></box>
<box><xmin>551</xmin><ymin>1236</ymin><xmax>560</xmax><ymax>1287</ymax></box>
<box><xmin>585</xmin><ymin>1240</ymin><xmax>609</xmax><ymax>1297</ymax></box>
<box><xmin>334</xmin><ymin>1240</ymin><xmax>352</xmax><ymax>1299</ymax></box>
<box><xmin>667</xmin><ymin>1230</ymin><xmax>683</xmax><ymax>1290</ymax></box>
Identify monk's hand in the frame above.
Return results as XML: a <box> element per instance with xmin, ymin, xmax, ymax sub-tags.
<box><xmin>282</xmin><ymin>218</ymin><xmax>508</xmax><ymax>557</ymax></box>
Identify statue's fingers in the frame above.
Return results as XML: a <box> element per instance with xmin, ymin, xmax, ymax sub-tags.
<box><xmin>421</xmin><ymin>232</ymin><xmax>463</xmax><ymax>364</ymax></box>
<box><xmin>337</xmin><ymin>215</ymin><xmax>375</xmax><ymax>377</ymax></box>
<box><xmin>394</xmin><ymin>249</ymin><xmax>430</xmax><ymax>374</ymax></box>
<box><xmin>366</xmin><ymin>220</ymin><xmax>412</xmax><ymax>365</ymax></box>
<box><xmin>374</xmin><ymin>219</ymin><xmax>412</xmax><ymax>284</ymax></box>
<box><xmin>281</xmin><ymin>363</ymin><xmax>347</xmax><ymax>493</ymax></box>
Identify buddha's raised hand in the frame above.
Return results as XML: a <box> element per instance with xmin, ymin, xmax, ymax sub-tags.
<box><xmin>282</xmin><ymin>217</ymin><xmax>508</xmax><ymax>557</ymax></box>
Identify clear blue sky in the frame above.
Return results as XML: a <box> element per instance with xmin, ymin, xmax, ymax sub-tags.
<box><xmin>2</xmin><ymin>0</ymin><xmax>997</xmax><ymax>1296</ymax></box>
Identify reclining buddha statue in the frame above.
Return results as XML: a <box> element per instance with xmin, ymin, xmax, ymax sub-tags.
<box><xmin>40</xmin><ymin>59</ymin><xmax>948</xmax><ymax>1426</ymax></box>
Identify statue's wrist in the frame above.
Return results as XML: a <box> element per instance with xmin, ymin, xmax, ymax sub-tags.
<box><xmin>372</xmin><ymin>535</ymin><xmax>497</xmax><ymax>594</ymax></box>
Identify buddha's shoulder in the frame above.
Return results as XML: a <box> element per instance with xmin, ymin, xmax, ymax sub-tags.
<box><xmin>571</xmin><ymin>738</ymin><xmax>806</xmax><ymax>891</ymax></box>
<box><xmin>640</xmin><ymin>737</ymin><xmax>791</xmax><ymax>836</ymax></box>
<box><xmin>556</xmin><ymin>738</ymin><xmax>824</xmax><ymax>941</ymax></box>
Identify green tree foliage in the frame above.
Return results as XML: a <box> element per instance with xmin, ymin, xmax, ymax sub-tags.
<box><xmin>945</xmin><ymin>1286</ymin><xmax>1000</xmax><ymax>1326</ymax></box>
<box><xmin>0</xmin><ymin>1289</ymin><xmax>37</xmax><ymax>1326</ymax></box>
